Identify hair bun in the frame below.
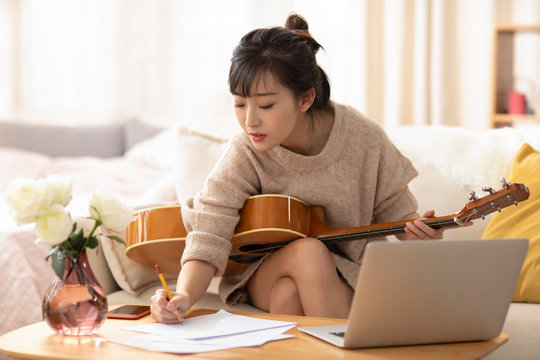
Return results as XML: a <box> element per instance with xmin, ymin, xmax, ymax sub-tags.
<box><xmin>284</xmin><ymin>13</ymin><xmax>309</xmax><ymax>31</ymax></box>
<box><xmin>284</xmin><ymin>13</ymin><xmax>322</xmax><ymax>54</ymax></box>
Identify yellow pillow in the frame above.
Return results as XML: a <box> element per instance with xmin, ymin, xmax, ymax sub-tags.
<box><xmin>482</xmin><ymin>143</ymin><xmax>540</xmax><ymax>302</ymax></box>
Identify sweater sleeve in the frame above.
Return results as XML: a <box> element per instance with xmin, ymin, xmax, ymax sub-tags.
<box><xmin>180</xmin><ymin>135</ymin><xmax>261</xmax><ymax>275</ymax></box>
<box><xmin>371</xmin><ymin>130</ymin><xmax>419</xmax><ymax>224</ymax></box>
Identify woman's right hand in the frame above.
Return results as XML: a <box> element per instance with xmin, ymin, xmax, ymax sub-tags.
<box><xmin>150</xmin><ymin>289</ymin><xmax>191</xmax><ymax>324</ymax></box>
<box><xmin>150</xmin><ymin>259</ymin><xmax>216</xmax><ymax>323</ymax></box>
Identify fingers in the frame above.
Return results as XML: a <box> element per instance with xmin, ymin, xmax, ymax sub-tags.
<box><xmin>150</xmin><ymin>289</ymin><xmax>189</xmax><ymax>324</ymax></box>
<box><xmin>404</xmin><ymin>220</ymin><xmax>443</xmax><ymax>240</ymax></box>
<box><xmin>404</xmin><ymin>221</ymin><xmax>431</xmax><ymax>239</ymax></box>
<box><xmin>402</xmin><ymin>210</ymin><xmax>444</xmax><ymax>240</ymax></box>
<box><xmin>422</xmin><ymin>209</ymin><xmax>435</xmax><ymax>218</ymax></box>
<box><xmin>168</xmin><ymin>295</ymin><xmax>191</xmax><ymax>322</ymax></box>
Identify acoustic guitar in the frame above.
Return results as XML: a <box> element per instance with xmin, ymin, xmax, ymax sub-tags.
<box><xmin>125</xmin><ymin>180</ymin><xmax>529</xmax><ymax>276</ymax></box>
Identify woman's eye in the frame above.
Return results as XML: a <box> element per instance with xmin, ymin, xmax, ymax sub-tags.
<box><xmin>260</xmin><ymin>104</ymin><xmax>274</xmax><ymax>109</ymax></box>
<box><xmin>234</xmin><ymin>104</ymin><xmax>245</xmax><ymax>108</ymax></box>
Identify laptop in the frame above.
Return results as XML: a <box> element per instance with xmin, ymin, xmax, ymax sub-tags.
<box><xmin>298</xmin><ymin>238</ymin><xmax>528</xmax><ymax>348</ymax></box>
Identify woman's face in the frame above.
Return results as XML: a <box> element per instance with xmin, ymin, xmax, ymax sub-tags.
<box><xmin>232</xmin><ymin>72</ymin><xmax>306</xmax><ymax>152</ymax></box>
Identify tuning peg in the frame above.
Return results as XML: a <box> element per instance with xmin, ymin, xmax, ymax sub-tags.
<box><xmin>501</xmin><ymin>178</ymin><xmax>512</xmax><ymax>188</ymax></box>
<box><xmin>482</xmin><ymin>186</ymin><xmax>495</xmax><ymax>194</ymax></box>
<box><xmin>468</xmin><ymin>191</ymin><xmax>478</xmax><ymax>201</ymax></box>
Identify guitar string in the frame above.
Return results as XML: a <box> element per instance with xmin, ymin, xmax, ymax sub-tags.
<box><xmin>230</xmin><ymin>218</ymin><xmax>459</xmax><ymax>259</ymax></box>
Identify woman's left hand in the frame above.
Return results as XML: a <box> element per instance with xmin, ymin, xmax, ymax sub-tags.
<box><xmin>399</xmin><ymin>210</ymin><xmax>473</xmax><ymax>240</ymax></box>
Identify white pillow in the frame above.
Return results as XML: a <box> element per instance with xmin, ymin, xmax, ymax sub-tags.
<box><xmin>125</xmin><ymin>128</ymin><xmax>178</xmax><ymax>170</ymax></box>
<box><xmin>175</xmin><ymin>127</ymin><xmax>230</xmax><ymax>203</ymax></box>
<box><xmin>134</xmin><ymin>173</ymin><xmax>178</xmax><ymax>208</ymax></box>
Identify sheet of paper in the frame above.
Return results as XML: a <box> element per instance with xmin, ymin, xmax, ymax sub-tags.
<box><xmin>125</xmin><ymin>309</ymin><xmax>297</xmax><ymax>340</ymax></box>
<box><xmin>110</xmin><ymin>311</ymin><xmax>297</xmax><ymax>354</ymax></box>
<box><xmin>110</xmin><ymin>325</ymin><xmax>295</xmax><ymax>354</ymax></box>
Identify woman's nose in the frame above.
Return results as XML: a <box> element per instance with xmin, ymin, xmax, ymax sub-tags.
<box><xmin>245</xmin><ymin>107</ymin><xmax>259</xmax><ymax>127</ymax></box>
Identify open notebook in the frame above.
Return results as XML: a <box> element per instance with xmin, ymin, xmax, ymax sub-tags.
<box><xmin>299</xmin><ymin>238</ymin><xmax>528</xmax><ymax>348</ymax></box>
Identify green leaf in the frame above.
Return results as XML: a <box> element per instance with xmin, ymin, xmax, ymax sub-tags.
<box><xmin>68</xmin><ymin>230</ymin><xmax>85</xmax><ymax>252</ymax></box>
<box><xmin>51</xmin><ymin>248</ymin><xmax>65</xmax><ymax>280</ymax></box>
<box><xmin>87</xmin><ymin>236</ymin><xmax>99</xmax><ymax>249</ymax></box>
<box><xmin>107</xmin><ymin>235</ymin><xmax>125</xmax><ymax>245</ymax></box>
<box><xmin>45</xmin><ymin>246</ymin><xmax>59</xmax><ymax>261</ymax></box>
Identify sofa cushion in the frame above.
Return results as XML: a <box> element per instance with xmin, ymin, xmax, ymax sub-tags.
<box><xmin>482</xmin><ymin>143</ymin><xmax>540</xmax><ymax>302</ymax></box>
<box><xmin>123</xmin><ymin>118</ymin><xmax>163</xmax><ymax>151</ymax></box>
<box><xmin>0</xmin><ymin>121</ymin><xmax>125</xmax><ymax>157</ymax></box>
<box><xmin>100</xmin><ymin>230</ymin><xmax>176</xmax><ymax>297</ymax></box>
<box><xmin>86</xmin><ymin>244</ymin><xmax>120</xmax><ymax>295</ymax></box>
<box><xmin>486</xmin><ymin>303</ymin><xmax>540</xmax><ymax>359</ymax></box>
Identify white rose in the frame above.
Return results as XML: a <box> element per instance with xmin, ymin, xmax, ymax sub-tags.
<box><xmin>34</xmin><ymin>204</ymin><xmax>73</xmax><ymax>246</ymax></box>
<box><xmin>43</xmin><ymin>175</ymin><xmax>73</xmax><ymax>206</ymax></box>
<box><xmin>89</xmin><ymin>189</ymin><xmax>133</xmax><ymax>233</ymax></box>
<box><xmin>6</xmin><ymin>178</ymin><xmax>53</xmax><ymax>224</ymax></box>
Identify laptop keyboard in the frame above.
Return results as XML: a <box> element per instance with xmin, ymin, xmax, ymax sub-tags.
<box><xmin>330</xmin><ymin>331</ymin><xmax>345</xmax><ymax>338</ymax></box>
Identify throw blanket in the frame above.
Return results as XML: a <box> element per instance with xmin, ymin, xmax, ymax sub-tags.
<box><xmin>388</xmin><ymin>125</ymin><xmax>540</xmax><ymax>190</ymax></box>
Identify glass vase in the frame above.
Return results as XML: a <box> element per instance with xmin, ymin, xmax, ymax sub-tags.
<box><xmin>42</xmin><ymin>252</ymin><xmax>108</xmax><ymax>336</ymax></box>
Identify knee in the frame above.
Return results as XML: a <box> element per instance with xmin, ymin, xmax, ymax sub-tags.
<box><xmin>286</xmin><ymin>237</ymin><xmax>334</xmax><ymax>265</ymax></box>
<box><xmin>279</xmin><ymin>238</ymin><xmax>336</xmax><ymax>279</ymax></box>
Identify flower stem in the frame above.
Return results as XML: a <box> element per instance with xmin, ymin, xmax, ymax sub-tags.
<box><xmin>79</xmin><ymin>219</ymin><xmax>101</xmax><ymax>254</ymax></box>
<box><xmin>64</xmin><ymin>241</ymin><xmax>75</xmax><ymax>252</ymax></box>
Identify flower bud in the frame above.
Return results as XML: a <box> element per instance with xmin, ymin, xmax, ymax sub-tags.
<box><xmin>89</xmin><ymin>188</ymin><xmax>133</xmax><ymax>233</ymax></box>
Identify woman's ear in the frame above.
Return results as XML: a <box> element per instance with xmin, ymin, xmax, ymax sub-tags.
<box><xmin>299</xmin><ymin>88</ymin><xmax>316</xmax><ymax>112</ymax></box>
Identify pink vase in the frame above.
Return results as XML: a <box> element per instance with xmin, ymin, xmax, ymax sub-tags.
<box><xmin>42</xmin><ymin>252</ymin><xmax>108</xmax><ymax>336</ymax></box>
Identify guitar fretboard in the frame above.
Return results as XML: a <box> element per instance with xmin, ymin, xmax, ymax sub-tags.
<box><xmin>316</xmin><ymin>218</ymin><xmax>459</xmax><ymax>242</ymax></box>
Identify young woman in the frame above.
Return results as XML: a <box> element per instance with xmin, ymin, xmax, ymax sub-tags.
<box><xmin>150</xmin><ymin>13</ymin><xmax>454</xmax><ymax>323</ymax></box>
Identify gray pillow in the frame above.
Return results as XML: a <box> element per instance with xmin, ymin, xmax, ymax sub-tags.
<box><xmin>0</xmin><ymin>121</ymin><xmax>125</xmax><ymax>158</ymax></box>
<box><xmin>122</xmin><ymin>119</ymin><xmax>163</xmax><ymax>150</ymax></box>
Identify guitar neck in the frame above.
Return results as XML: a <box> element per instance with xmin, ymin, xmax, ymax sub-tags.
<box><xmin>316</xmin><ymin>217</ymin><xmax>460</xmax><ymax>243</ymax></box>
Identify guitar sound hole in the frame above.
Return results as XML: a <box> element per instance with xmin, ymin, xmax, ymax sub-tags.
<box><xmin>238</xmin><ymin>239</ymin><xmax>293</xmax><ymax>254</ymax></box>
<box><xmin>238</xmin><ymin>244</ymin><xmax>270</xmax><ymax>254</ymax></box>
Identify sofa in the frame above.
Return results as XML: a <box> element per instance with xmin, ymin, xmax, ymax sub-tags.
<box><xmin>1</xmin><ymin>120</ymin><xmax>540</xmax><ymax>359</ymax></box>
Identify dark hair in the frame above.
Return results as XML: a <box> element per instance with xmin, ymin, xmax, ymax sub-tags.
<box><xmin>228</xmin><ymin>13</ymin><xmax>331</xmax><ymax>111</ymax></box>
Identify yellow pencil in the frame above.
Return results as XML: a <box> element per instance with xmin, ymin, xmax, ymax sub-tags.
<box><xmin>154</xmin><ymin>264</ymin><xmax>173</xmax><ymax>300</ymax></box>
<box><xmin>154</xmin><ymin>264</ymin><xmax>183</xmax><ymax>320</ymax></box>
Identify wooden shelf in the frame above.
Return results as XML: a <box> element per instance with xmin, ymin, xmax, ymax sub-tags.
<box><xmin>491</xmin><ymin>114</ymin><xmax>540</xmax><ymax>128</ymax></box>
<box><xmin>491</xmin><ymin>24</ymin><xmax>540</xmax><ymax>128</ymax></box>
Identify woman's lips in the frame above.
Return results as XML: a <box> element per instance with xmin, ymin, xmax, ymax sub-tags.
<box><xmin>249</xmin><ymin>132</ymin><xmax>266</xmax><ymax>142</ymax></box>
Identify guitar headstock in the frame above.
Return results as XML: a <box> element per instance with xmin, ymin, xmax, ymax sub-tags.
<box><xmin>455</xmin><ymin>179</ymin><xmax>530</xmax><ymax>224</ymax></box>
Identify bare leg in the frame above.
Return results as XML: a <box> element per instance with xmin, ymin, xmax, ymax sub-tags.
<box><xmin>247</xmin><ymin>237</ymin><xmax>353</xmax><ymax>318</ymax></box>
<box><xmin>269</xmin><ymin>276</ymin><xmax>304</xmax><ymax>316</ymax></box>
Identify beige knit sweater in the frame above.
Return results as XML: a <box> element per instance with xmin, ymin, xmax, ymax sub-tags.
<box><xmin>181</xmin><ymin>102</ymin><xmax>419</xmax><ymax>305</ymax></box>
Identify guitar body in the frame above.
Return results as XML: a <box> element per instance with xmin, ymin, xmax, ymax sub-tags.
<box><xmin>126</xmin><ymin>195</ymin><xmax>315</xmax><ymax>276</ymax></box>
<box><xmin>125</xmin><ymin>205</ymin><xmax>187</xmax><ymax>276</ymax></box>
<box><xmin>125</xmin><ymin>183</ymin><xmax>530</xmax><ymax>276</ymax></box>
